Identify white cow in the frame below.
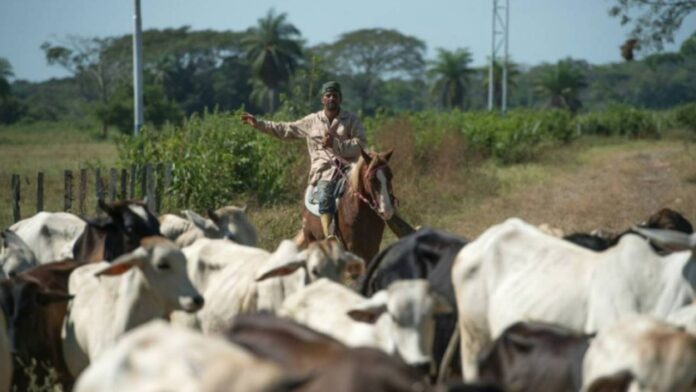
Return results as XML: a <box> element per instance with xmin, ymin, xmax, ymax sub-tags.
<box><xmin>9</xmin><ymin>211</ymin><xmax>86</xmax><ymax>264</ymax></box>
<box><xmin>74</xmin><ymin>320</ymin><xmax>287</xmax><ymax>392</ymax></box>
<box><xmin>159</xmin><ymin>206</ymin><xmax>257</xmax><ymax>247</ymax></box>
<box><xmin>196</xmin><ymin>238</ymin><xmax>365</xmax><ymax>334</ymax></box>
<box><xmin>452</xmin><ymin>218</ymin><xmax>696</xmax><ymax>380</ymax></box>
<box><xmin>0</xmin><ymin>312</ymin><xmax>11</xmax><ymax>392</ymax></box>
<box><xmin>582</xmin><ymin>315</ymin><xmax>696</xmax><ymax>392</ymax></box>
<box><xmin>62</xmin><ymin>237</ymin><xmax>204</xmax><ymax>377</ymax></box>
<box><xmin>279</xmin><ymin>278</ymin><xmax>451</xmax><ymax>367</ymax></box>
<box><xmin>0</xmin><ymin>229</ymin><xmax>37</xmax><ymax>277</ymax></box>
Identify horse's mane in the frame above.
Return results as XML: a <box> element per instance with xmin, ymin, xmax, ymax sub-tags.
<box><xmin>348</xmin><ymin>155</ymin><xmax>366</xmax><ymax>191</ymax></box>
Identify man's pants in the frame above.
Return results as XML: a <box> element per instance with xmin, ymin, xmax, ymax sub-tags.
<box><xmin>316</xmin><ymin>180</ymin><xmax>337</xmax><ymax>214</ymax></box>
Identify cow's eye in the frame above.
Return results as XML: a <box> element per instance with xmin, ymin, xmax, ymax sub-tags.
<box><xmin>156</xmin><ymin>263</ymin><xmax>171</xmax><ymax>271</ymax></box>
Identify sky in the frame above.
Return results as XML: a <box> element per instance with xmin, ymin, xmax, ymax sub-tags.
<box><xmin>1</xmin><ymin>0</ymin><xmax>695</xmax><ymax>82</ymax></box>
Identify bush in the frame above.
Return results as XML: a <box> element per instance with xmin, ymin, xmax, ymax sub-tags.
<box><xmin>115</xmin><ymin>110</ymin><xmax>297</xmax><ymax>211</ymax></box>
<box><xmin>573</xmin><ymin>104</ymin><xmax>661</xmax><ymax>138</ymax></box>
<box><xmin>367</xmin><ymin>109</ymin><xmax>574</xmax><ymax>164</ymax></box>
<box><xmin>673</xmin><ymin>102</ymin><xmax>696</xmax><ymax>132</ymax></box>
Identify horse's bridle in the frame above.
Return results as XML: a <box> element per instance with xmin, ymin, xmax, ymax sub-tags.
<box><xmin>358</xmin><ymin>162</ymin><xmax>398</xmax><ymax>220</ymax></box>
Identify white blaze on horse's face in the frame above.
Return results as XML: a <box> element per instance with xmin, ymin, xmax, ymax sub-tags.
<box><xmin>376</xmin><ymin>170</ymin><xmax>394</xmax><ymax>220</ymax></box>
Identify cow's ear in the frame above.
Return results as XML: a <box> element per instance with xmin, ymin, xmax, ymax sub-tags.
<box><xmin>1</xmin><ymin>230</ymin><xmax>24</xmax><ymax>250</ymax></box>
<box><xmin>184</xmin><ymin>210</ymin><xmax>210</xmax><ymax>230</ymax></box>
<box><xmin>95</xmin><ymin>248</ymin><xmax>147</xmax><ymax>277</ymax></box>
<box><xmin>206</xmin><ymin>208</ymin><xmax>221</xmax><ymax>224</ymax></box>
<box><xmin>255</xmin><ymin>260</ymin><xmax>306</xmax><ymax>281</ymax></box>
<box><xmin>98</xmin><ymin>199</ymin><xmax>113</xmax><ymax>215</ymax></box>
<box><xmin>347</xmin><ymin>291</ymin><xmax>388</xmax><ymax>324</ymax></box>
<box><xmin>256</xmin><ymin>241</ymin><xmax>304</xmax><ymax>281</ymax></box>
<box><xmin>36</xmin><ymin>290</ymin><xmax>74</xmax><ymax>306</ymax></box>
<box><xmin>632</xmin><ymin>227</ymin><xmax>696</xmax><ymax>251</ymax></box>
<box><xmin>585</xmin><ymin>370</ymin><xmax>633</xmax><ymax>392</ymax></box>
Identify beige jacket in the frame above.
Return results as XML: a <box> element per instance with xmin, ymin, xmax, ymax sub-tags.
<box><xmin>255</xmin><ymin>110</ymin><xmax>367</xmax><ymax>185</ymax></box>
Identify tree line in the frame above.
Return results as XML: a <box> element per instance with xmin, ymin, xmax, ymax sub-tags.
<box><xmin>1</xmin><ymin>7</ymin><xmax>695</xmax><ymax>135</ymax></box>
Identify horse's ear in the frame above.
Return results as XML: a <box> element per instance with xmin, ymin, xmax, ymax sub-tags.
<box><xmin>360</xmin><ymin>148</ymin><xmax>372</xmax><ymax>164</ymax></box>
<box><xmin>382</xmin><ymin>149</ymin><xmax>393</xmax><ymax>162</ymax></box>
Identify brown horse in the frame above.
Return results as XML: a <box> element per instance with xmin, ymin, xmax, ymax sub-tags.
<box><xmin>298</xmin><ymin>149</ymin><xmax>396</xmax><ymax>264</ymax></box>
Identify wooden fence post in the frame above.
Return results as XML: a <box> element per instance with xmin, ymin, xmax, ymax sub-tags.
<box><xmin>120</xmin><ymin>169</ymin><xmax>128</xmax><ymax>200</ymax></box>
<box><xmin>64</xmin><ymin>170</ymin><xmax>73</xmax><ymax>212</ymax></box>
<box><xmin>79</xmin><ymin>169</ymin><xmax>87</xmax><ymax>216</ymax></box>
<box><xmin>145</xmin><ymin>163</ymin><xmax>156</xmax><ymax>212</ymax></box>
<box><xmin>163</xmin><ymin>163</ymin><xmax>173</xmax><ymax>211</ymax></box>
<box><xmin>140</xmin><ymin>164</ymin><xmax>147</xmax><ymax>202</ymax></box>
<box><xmin>11</xmin><ymin>174</ymin><xmax>20</xmax><ymax>222</ymax></box>
<box><xmin>36</xmin><ymin>172</ymin><xmax>44</xmax><ymax>213</ymax></box>
<box><xmin>155</xmin><ymin>163</ymin><xmax>164</xmax><ymax>213</ymax></box>
<box><xmin>95</xmin><ymin>168</ymin><xmax>104</xmax><ymax>214</ymax></box>
<box><xmin>129</xmin><ymin>165</ymin><xmax>137</xmax><ymax>199</ymax></box>
<box><xmin>109</xmin><ymin>168</ymin><xmax>118</xmax><ymax>201</ymax></box>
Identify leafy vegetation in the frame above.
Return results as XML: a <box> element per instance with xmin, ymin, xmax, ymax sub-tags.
<box><xmin>115</xmin><ymin>110</ymin><xmax>298</xmax><ymax>211</ymax></box>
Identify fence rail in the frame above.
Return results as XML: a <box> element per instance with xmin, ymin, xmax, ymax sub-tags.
<box><xmin>6</xmin><ymin>163</ymin><xmax>173</xmax><ymax>223</ymax></box>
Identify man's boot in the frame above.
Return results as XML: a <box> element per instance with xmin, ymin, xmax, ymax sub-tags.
<box><xmin>320</xmin><ymin>213</ymin><xmax>335</xmax><ymax>239</ymax></box>
<box><xmin>386</xmin><ymin>212</ymin><xmax>416</xmax><ymax>238</ymax></box>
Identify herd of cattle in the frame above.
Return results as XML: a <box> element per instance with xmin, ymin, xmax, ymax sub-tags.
<box><xmin>0</xmin><ymin>199</ymin><xmax>695</xmax><ymax>392</ymax></box>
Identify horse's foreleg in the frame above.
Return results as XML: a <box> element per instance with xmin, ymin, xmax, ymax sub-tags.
<box><xmin>293</xmin><ymin>229</ymin><xmax>309</xmax><ymax>248</ymax></box>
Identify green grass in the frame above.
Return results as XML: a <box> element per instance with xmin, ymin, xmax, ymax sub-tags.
<box><xmin>0</xmin><ymin>121</ymin><xmax>119</xmax><ymax>227</ymax></box>
<box><xmin>2</xmin><ymin>119</ymin><xmax>694</xmax><ymax>253</ymax></box>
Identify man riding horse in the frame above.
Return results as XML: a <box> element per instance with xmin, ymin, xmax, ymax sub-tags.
<box><xmin>241</xmin><ymin>81</ymin><xmax>413</xmax><ymax>241</ymax></box>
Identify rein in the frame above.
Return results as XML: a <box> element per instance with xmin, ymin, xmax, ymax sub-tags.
<box><xmin>329</xmin><ymin>157</ymin><xmax>397</xmax><ymax>220</ymax></box>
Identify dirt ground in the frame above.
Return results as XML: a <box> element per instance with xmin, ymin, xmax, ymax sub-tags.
<box><xmin>452</xmin><ymin>139</ymin><xmax>696</xmax><ymax>239</ymax></box>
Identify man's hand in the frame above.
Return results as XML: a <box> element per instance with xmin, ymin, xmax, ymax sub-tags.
<box><xmin>321</xmin><ymin>133</ymin><xmax>334</xmax><ymax>149</ymax></box>
<box><xmin>240</xmin><ymin>112</ymin><xmax>257</xmax><ymax>127</ymax></box>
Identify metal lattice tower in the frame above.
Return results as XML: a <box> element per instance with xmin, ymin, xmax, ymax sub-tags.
<box><xmin>488</xmin><ymin>0</ymin><xmax>510</xmax><ymax>113</ymax></box>
<box><xmin>133</xmin><ymin>0</ymin><xmax>144</xmax><ymax>136</ymax></box>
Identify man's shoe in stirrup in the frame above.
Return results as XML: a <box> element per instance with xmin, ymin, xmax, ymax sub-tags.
<box><xmin>320</xmin><ymin>213</ymin><xmax>333</xmax><ymax>238</ymax></box>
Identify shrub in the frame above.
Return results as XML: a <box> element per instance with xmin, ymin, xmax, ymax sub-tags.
<box><xmin>115</xmin><ymin>110</ymin><xmax>297</xmax><ymax>211</ymax></box>
<box><xmin>573</xmin><ymin>104</ymin><xmax>661</xmax><ymax>138</ymax></box>
<box><xmin>673</xmin><ymin>102</ymin><xmax>696</xmax><ymax>132</ymax></box>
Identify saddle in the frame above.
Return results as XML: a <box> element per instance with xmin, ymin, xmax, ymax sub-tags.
<box><xmin>304</xmin><ymin>175</ymin><xmax>348</xmax><ymax>217</ymax></box>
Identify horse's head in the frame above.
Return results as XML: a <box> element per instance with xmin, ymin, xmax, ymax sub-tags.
<box><xmin>350</xmin><ymin>149</ymin><xmax>395</xmax><ymax>220</ymax></box>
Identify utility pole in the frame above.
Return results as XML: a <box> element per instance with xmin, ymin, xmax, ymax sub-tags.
<box><xmin>488</xmin><ymin>0</ymin><xmax>510</xmax><ymax>114</ymax></box>
<box><xmin>133</xmin><ymin>0</ymin><xmax>144</xmax><ymax>136</ymax></box>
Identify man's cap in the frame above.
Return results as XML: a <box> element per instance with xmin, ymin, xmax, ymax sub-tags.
<box><xmin>321</xmin><ymin>81</ymin><xmax>342</xmax><ymax>97</ymax></box>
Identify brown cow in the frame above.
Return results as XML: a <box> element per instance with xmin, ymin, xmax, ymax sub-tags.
<box><xmin>72</xmin><ymin>199</ymin><xmax>160</xmax><ymax>263</ymax></box>
<box><xmin>225</xmin><ymin>314</ymin><xmax>501</xmax><ymax>392</ymax></box>
<box><xmin>0</xmin><ymin>260</ymin><xmax>79</xmax><ymax>390</ymax></box>
<box><xmin>225</xmin><ymin>314</ymin><xmax>428</xmax><ymax>392</ymax></box>
<box><xmin>477</xmin><ymin>321</ymin><xmax>593</xmax><ymax>392</ymax></box>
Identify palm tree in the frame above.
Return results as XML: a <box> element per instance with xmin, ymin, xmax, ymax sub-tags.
<box><xmin>482</xmin><ymin>59</ymin><xmax>521</xmax><ymax>108</ymax></box>
<box><xmin>0</xmin><ymin>57</ymin><xmax>14</xmax><ymax>98</ymax></box>
<box><xmin>428</xmin><ymin>48</ymin><xmax>474</xmax><ymax>109</ymax></box>
<box><xmin>242</xmin><ymin>9</ymin><xmax>304</xmax><ymax>112</ymax></box>
<box><xmin>536</xmin><ymin>59</ymin><xmax>588</xmax><ymax>113</ymax></box>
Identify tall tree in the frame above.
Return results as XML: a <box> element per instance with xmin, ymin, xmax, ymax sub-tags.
<box><xmin>242</xmin><ymin>9</ymin><xmax>304</xmax><ymax>112</ymax></box>
<box><xmin>536</xmin><ymin>59</ymin><xmax>588</xmax><ymax>113</ymax></box>
<box><xmin>0</xmin><ymin>57</ymin><xmax>24</xmax><ymax>124</ymax></box>
<box><xmin>428</xmin><ymin>48</ymin><xmax>474</xmax><ymax>109</ymax></box>
<box><xmin>316</xmin><ymin>28</ymin><xmax>426</xmax><ymax>113</ymax></box>
<box><xmin>482</xmin><ymin>59</ymin><xmax>521</xmax><ymax>109</ymax></box>
<box><xmin>41</xmin><ymin>36</ymin><xmax>129</xmax><ymax>136</ymax></box>
<box><xmin>609</xmin><ymin>0</ymin><xmax>696</xmax><ymax>52</ymax></box>
<box><xmin>0</xmin><ymin>57</ymin><xmax>13</xmax><ymax>98</ymax></box>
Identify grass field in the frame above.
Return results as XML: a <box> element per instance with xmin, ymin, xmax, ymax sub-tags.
<box><xmin>0</xmin><ymin>121</ymin><xmax>119</xmax><ymax>227</ymax></box>
<box><xmin>1</xmin><ymin>121</ymin><xmax>695</xmax><ymax>252</ymax></box>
